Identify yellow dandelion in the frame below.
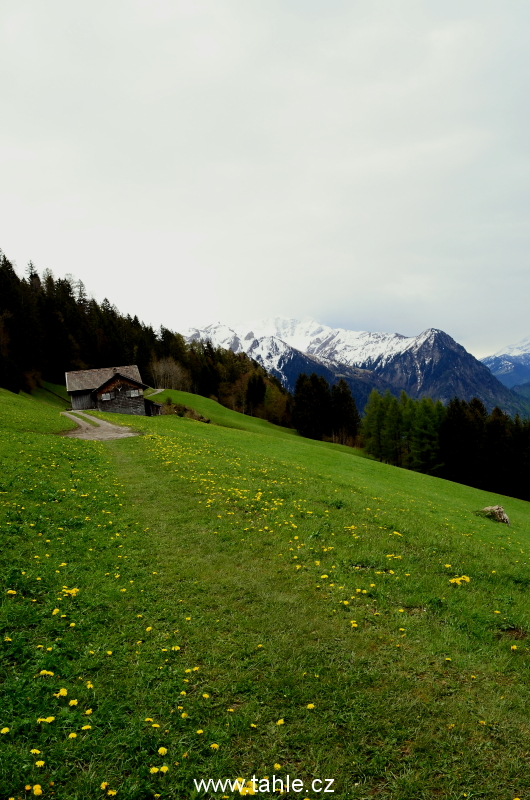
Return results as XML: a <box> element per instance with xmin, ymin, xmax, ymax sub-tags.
<box><xmin>30</xmin><ymin>749</ymin><xmax>41</xmax><ymax>754</ymax></box>
<box><xmin>274</xmin><ymin>763</ymin><xmax>281</xmax><ymax>770</ymax></box>
<box><xmin>68</xmin><ymin>732</ymin><xmax>77</xmax><ymax>738</ymax></box>
<box><xmin>210</xmin><ymin>743</ymin><xmax>219</xmax><ymax>750</ymax></box>
<box><xmin>202</xmin><ymin>693</ymin><xmax>210</xmax><ymax>699</ymax></box>
<box><xmin>160</xmin><ymin>765</ymin><xmax>169</xmax><ymax>773</ymax></box>
<box><xmin>276</xmin><ymin>719</ymin><xmax>284</xmax><ymax>725</ymax></box>
<box><xmin>150</xmin><ymin>767</ymin><xmax>159</xmax><ymax>774</ymax></box>
<box><xmin>69</xmin><ymin>699</ymin><xmax>78</xmax><ymax>706</ymax></box>
<box><xmin>196</xmin><ymin>729</ymin><xmax>204</xmax><ymax>734</ymax></box>
<box><xmin>0</xmin><ymin>727</ymin><xmax>10</xmax><ymax>734</ymax></box>
<box><xmin>35</xmin><ymin>761</ymin><xmax>45</xmax><ymax>767</ymax></box>
<box><xmin>81</xmin><ymin>725</ymin><xmax>92</xmax><ymax>730</ymax></box>
<box><xmin>306</xmin><ymin>703</ymin><xmax>315</xmax><ymax>709</ymax></box>
<box><xmin>158</xmin><ymin>747</ymin><xmax>168</xmax><ymax>755</ymax></box>
<box><xmin>33</xmin><ymin>786</ymin><xmax>43</xmax><ymax>796</ymax></box>
<box><xmin>101</xmin><ymin>782</ymin><xmax>109</xmax><ymax>789</ymax></box>
<box><xmin>181</xmin><ymin>712</ymin><xmax>188</xmax><ymax>719</ymax></box>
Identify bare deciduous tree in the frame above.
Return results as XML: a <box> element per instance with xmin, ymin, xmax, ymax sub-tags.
<box><xmin>149</xmin><ymin>357</ymin><xmax>192</xmax><ymax>391</ymax></box>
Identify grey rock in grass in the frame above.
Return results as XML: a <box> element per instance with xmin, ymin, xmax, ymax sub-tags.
<box><xmin>481</xmin><ymin>505</ymin><xmax>510</xmax><ymax>524</ymax></box>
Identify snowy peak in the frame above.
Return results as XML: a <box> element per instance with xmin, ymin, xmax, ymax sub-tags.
<box><xmin>491</xmin><ymin>334</ymin><xmax>530</xmax><ymax>358</ymax></box>
<box><xmin>481</xmin><ymin>334</ymin><xmax>530</xmax><ymax>389</ymax></box>
<box><xmin>183</xmin><ymin>318</ymin><xmax>465</xmax><ymax>382</ymax></box>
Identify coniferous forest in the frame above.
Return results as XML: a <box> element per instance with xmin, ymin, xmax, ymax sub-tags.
<box><xmin>0</xmin><ymin>252</ymin><xmax>291</xmax><ymax>426</ymax></box>
<box><xmin>362</xmin><ymin>389</ymin><xmax>530</xmax><ymax>501</ymax></box>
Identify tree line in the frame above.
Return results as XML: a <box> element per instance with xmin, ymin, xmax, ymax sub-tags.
<box><xmin>292</xmin><ymin>373</ymin><xmax>361</xmax><ymax>445</ymax></box>
<box><xmin>362</xmin><ymin>389</ymin><xmax>530</xmax><ymax>501</ymax></box>
<box><xmin>0</xmin><ymin>252</ymin><xmax>291</xmax><ymax>426</ymax></box>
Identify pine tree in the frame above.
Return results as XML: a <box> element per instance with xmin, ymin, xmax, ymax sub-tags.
<box><xmin>331</xmin><ymin>379</ymin><xmax>360</xmax><ymax>444</ymax></box>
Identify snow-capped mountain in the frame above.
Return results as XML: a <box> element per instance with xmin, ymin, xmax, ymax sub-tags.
<box><xmin>481</xmin><ymin>335</ymin><xmax>530</xmax><ymax>389</ymax></box>
<box><xmin>185</xmin><ymin>318</ymin><xmax>528</xmax><ymax>414</ymax></box>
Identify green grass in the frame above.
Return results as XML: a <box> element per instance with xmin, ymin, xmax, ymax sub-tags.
<box><xmin>152</xmin><ymin>389</ymin><xmax>373</xmax><ymax>459</ymax></box>
<box><xmin>32</xmin><ymin>382</ymin><xmax>71</xmax><ymax>408</ymax></box>
<box><xmin>1</xmin><ymin>388</ymin><xmax>530</xmax><ymax>799</ymax></box>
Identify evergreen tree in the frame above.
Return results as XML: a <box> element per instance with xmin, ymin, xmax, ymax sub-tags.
<box><xmin>331</xmin><ymin>379</ymin><xmax>360</xmax><ymax>444</ymax></box>
<box><xmin>292</xmin><ymin>372</ymin><xmax>332</xmax><ymax>439</ymax></box>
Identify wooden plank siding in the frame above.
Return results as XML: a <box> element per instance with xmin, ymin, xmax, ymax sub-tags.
<box><xmin>71</xmin><ymin>391</ymin><xmax>96</xmax><ymax>410</ymax></box>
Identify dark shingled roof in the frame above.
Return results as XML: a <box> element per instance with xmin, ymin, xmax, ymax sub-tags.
<box><xmin>65</xmin><ymin>365</ymin><xmax>143</xmax><ymax>393</ymax></box>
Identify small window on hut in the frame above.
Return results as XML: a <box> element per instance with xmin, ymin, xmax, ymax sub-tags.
<box><xmin>101</xmin><ymin>392</ymin><xmax>111</xmax><ymax>401</ymax></box>
<box><xmin>127</xmin><ymin>389</ymin><xmax>140</xmax><ymax>397</ymax></box>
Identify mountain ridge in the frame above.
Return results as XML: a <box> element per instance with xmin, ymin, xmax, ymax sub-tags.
<box><xmin>481</xmin><ymin>334</ymin><xmax>530</xmax><ymax>389</ymax></box>
<box><xmin>185</xmin><ymin>318</ymin><xmax>528</xmax><ymax>415</ymax></box>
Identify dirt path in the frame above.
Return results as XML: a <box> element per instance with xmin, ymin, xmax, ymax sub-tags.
<box><xmin>61</xmin><ymin>411</ymin><xmax>139</xmax><ymax>441</ymax></box>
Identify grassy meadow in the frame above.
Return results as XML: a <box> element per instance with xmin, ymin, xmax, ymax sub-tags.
<box><xmin>1</xmin><ymin>387</ymin><xmax>530</xmax><ymax>800</ymax></box>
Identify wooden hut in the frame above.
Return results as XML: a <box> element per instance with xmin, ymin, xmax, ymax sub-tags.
<box><xmin>65</xmin><ymin>365</ymin><xmax>162</xmax><ymax>416</ymax></box>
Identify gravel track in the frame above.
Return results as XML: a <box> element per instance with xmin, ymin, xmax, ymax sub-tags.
<box><xmin>61</xmin><ymin>411</ymin><xmax>139</xmax><ymax>441</ymax></box>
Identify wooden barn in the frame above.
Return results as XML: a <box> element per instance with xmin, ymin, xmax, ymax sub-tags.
<box><xmin>65</xmin><ymin>365</ymin><xmax>162</xmax><ymax>416</ymax></box>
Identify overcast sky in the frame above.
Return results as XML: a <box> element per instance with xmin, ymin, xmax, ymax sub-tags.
<box><xmin>1</xmin><ymin>1</ymin><xmax>529</xmax><ymax>357</ymax></box>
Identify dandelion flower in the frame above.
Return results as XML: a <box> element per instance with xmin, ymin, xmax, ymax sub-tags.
<box><xmin>181</xmin><ymin>712</ymin><xmax>188</xmax><ymax>719</ymax></box>
<box><xmin>107</xmin><ymin>792</ymin><xmax>117</xmax><ymax>797</ymax></box>
<box><xmin>306</xmin><ymin>703</ymin><xmax>315</xmax><ymax>709</ymax></box>
<box><xmin>210</xmin><ymin>743</ymin><xmax>219</xmax><ymax>750</ymax></box>
<box><xmin>511</xmin><ymin>645</ymin><xmax>518</xmax><ymax>651</ymax></box>
<box><xmin>274</xmin><ymin>763</ymin><xmax>281</xmax><ymax>770</ymax></box>
<box><xmin>101</xmin><ymin>782</ymin><xmax>109</xmax><ymax>789</ymax></box>
<box><xmin>160</xmin><ymin>765</ymin><xmax>169</xmax><ymax>773</ymax></box>
<box><xmin>69</xmin><ymin>699</ymin><xmax>78</xmax><ymax>706</ymax></box>
<box><xmin>0</xmin><ymin>727</ymin><xmax>9</xmax><ymax>734</ymax></box>
<box><xmin>30</xmin><ymin>749</ymin><xmax>41</xmax><ymax>754</ymax></box>
<box><xmin>33</xmin><ymin>786</ymin><xmax>43</xmax><ymax>796</ymax></box>
<box><xmin>35</xmin><ymin>761</ymin><xmax>45</xmax><ymax>767</ymax></box>
<box><xmin>54</xmin><ymin>688</ymin><xmax>67</xmax><ymax>697</ymax></box>
<box><xmin>144</xmin><ymin>718</ymin><xmax>153</xmax><ymax>722</ymax></box>
<box><xmin>150</xmin><ymin>767</ymin><xmax>159</xmax><ymax>774</ymax></box>
<box><xmin>276</xmin><ymin>719</ymin><xmax>284</xmax><ymax>725</ymax></box>
<box><xmin>202</xmin><ymin>693</ymin><xmax>209</xmax><ymax>699</ymax></box>
<box><xmin>106</xmin><ymin>651</ymin><xmax>112</xmax><ymax>655</ymax></box>
<box><xmin>82</xmin><ymin>725</ymin><xmax>92</xmax><ymax>730</ymax></box>
<box><xmin>68</xmin><ymin>732</ymin><xmax>77</xmax><ymax>738</ymax></box>
<box><xmin>196</xmin><ymin>729</ymin><xmax>204</xmax><ymax>734</ymax></box>
<box><xmin>158</xmin><ymin>747</ymin><xmax>168</xmax><ymax>755</ymax></box>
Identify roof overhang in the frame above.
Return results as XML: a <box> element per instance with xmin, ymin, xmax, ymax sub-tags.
<box><xmin>95</xmin><ymin>374</ymin><xmax>148</xmax><ymax>393</ymax></box>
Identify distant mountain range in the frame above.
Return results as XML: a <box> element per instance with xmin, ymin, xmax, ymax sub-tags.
<box><xmin>185</xmin><ymin>318</ymin><xmax>529</xmax><ymax>415</ymax></box>
<box><xmin>481</xmin><ymin>335</ymin><xmax>530</xmax><ymax>393</ymax></box>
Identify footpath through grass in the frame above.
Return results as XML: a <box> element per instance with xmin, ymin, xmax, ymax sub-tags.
<box><xmin>1</xmin><ymin>388</ymin><xmax>530</xmax><ymax>800</ymax></box>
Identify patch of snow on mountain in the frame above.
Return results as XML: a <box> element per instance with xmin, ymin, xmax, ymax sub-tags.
<box><xmin>491</xmin><ymin>334</ymin><xmax>530</xmax><ymax>358</ymax></box>
<box><xmin>184</xmin><ymin>318</ymin><xmax>448</xmax><ymax>374</ymax></box>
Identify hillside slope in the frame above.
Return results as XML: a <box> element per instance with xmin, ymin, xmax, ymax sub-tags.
<box><xmin>1</xmin><ymin>388</ymin><xmax>530</xmax><ymax>799</ymax></box>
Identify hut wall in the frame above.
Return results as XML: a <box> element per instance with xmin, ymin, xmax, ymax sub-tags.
<box><xmin>71</xmin><ymin>392</ymin><xmax>96</xmax><ymax>410</ymax></box>
<box><xmin>96</xmin><ymin>394</ymin><xmax>145</xmax><ymax>415</ymax></box>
